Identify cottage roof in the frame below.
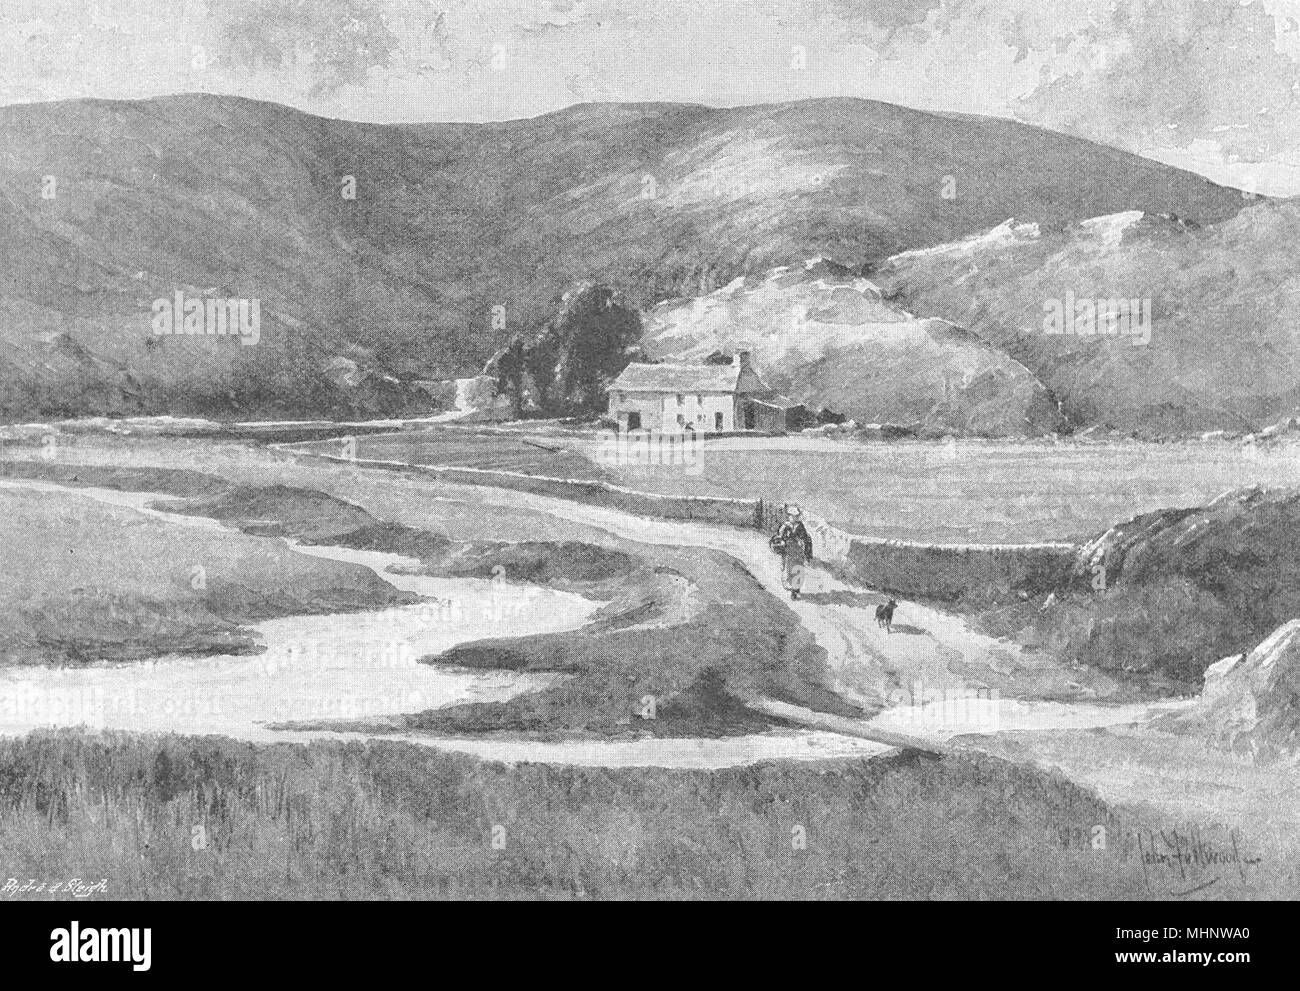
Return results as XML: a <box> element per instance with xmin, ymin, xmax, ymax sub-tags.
<box><xmin>609</xmin><ymin>361</ymin><xmax>767</xmax><ymax>394</ymax></box>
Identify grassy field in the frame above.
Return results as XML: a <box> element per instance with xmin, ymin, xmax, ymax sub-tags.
<box><xmin>0</xmin><ymin>471</ymin><xmax>412</xmax><ymax>666</ymax></box>
<box><xmin>350</xmin><ymin>430</ymin><xmax>1300</xmax><ymax>544</ymax></box>
<box><xmin>586</xmin><ymin>437</ymin><xmax>1300</xmax><ymax>543</ymax></box>
<box><xmin>356</xmin><ymin>430</ymin><xmax>610</xmax><ymax>482</ymax></box>
<box><xmin>0</xmin><ymin>729</ymin><xmax>1159</xmax><ymax>900</ymax></box>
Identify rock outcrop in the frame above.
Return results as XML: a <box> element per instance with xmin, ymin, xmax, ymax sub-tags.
<box><xmin>1158</xmin><ymin>620</ymin><xmax>1300</xmax><ymax>763</ymax></box>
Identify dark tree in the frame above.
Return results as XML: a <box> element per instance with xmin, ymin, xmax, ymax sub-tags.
<box><xmin>558</xmin><ymin>287</ymin><xmax>642</xmax><ymax>412</ymax></box>
<box><xmin>494</xmin><ymin>340</ymin><xmax>527</xmax><ymax>419</ymax></box>
<box><xmin>488</xmin><ymin>285</ymin><xmax>643</xmax><ymax>419</ymax></box>
<box><xmin>531</xmin><ymin>285</ymin><xmax>642</xmax><ymax>417</ymax></box>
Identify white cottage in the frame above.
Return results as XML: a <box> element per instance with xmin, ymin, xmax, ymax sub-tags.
<box><xmin>606</xmin><ymin>352</ymin><xmax>796</xmax><ymax>434</ymax></box>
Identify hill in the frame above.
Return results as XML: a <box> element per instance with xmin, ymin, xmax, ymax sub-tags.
<box><xmin>979</xmin><ymin>485</ymin><xmax>1300</xmax><ymax>690</ymax></box>
<box><xmin>641</xmin><ymin>258</ymin><xmax>1064</xmax><ymax>435</ymax></box>
<box><xmin>873</xmin><ymin>203</ymin><xmax>1300</xmax><ymax>436</ymax></box>
<box><xmin>0</xmin><ymin>93</ymin><xmax>1249</xmax><ymax>421</ymax></box>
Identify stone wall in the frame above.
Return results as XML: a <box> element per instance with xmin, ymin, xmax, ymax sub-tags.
<box><xmin>283</xmin><ymin>444</ymin><xmax>761</xmax><ymax>527</ymax></box>
<box><xmin>803</xmin><ymin>514</ymin><xmax>1076</xmax><ymax>604</ymax></box>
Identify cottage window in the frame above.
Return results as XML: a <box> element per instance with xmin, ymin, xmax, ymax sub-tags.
<box><xmin>676</xmin><ymin>394</ymin><xmax>685</xmax><ymax>406</ymax></box>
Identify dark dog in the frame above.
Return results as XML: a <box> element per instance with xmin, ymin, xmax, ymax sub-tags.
<box><xmin>875</xmin><ymin>598</ymin><xmax>898</xmax><ymax>633</ymax></box>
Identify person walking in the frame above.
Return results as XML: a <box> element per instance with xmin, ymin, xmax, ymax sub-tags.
<box><xmin>773</xmin><ymin>504</ymin><xmax>814</xmax><ymax>600</ymax></box>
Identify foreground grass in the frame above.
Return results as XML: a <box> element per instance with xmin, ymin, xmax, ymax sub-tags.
<box><xmin>0</xmin><ymin>730</ymin><xmax>1152</xmax><ymax>900</ymax></box>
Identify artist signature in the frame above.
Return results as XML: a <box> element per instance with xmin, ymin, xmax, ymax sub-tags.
<box><xmin>2</xmin><ymin>878</ymin><xmax>108</xmax><ymax>898</ymax></box>
<box><xmin>1136</xmin><ymin>828</ymin><xmax>1263</xmax><ymax>895</ymax></box>
<box><xmin>1057</xmin><ymin>823</ymin><xmax>1263</xmax><ymax>896</ymax></box>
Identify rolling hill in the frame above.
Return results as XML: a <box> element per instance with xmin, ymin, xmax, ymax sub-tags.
<box><xmin>0</xmin><ymin>92</ymin><xmax>1250</xmax><ymax>422</ymax></box>
<box><xmin>873</xmin><ymin>202</ymin><xmax>1300</xmax><ymax>436</ymax></box>
<box><xmin>641</xmin><ymin>258</ymin><xmax>1065</xmax><ymax>436</ymax></box>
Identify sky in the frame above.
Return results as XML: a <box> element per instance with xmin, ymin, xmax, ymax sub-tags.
<box><xmin>3</xmin><ymin>0</ymin><xmax>1299</xmax><ymax>195</ymax></box>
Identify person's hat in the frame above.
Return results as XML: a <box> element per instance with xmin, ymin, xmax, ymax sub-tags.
<box><xmin>785</xmin><ymin>504</ymin><xmax>802</xmax><ymax>517</ymax></box>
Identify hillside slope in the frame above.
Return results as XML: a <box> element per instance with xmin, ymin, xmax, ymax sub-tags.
<box><xmin>0</xmin><ymin>93</ymin><xmax>1248</xmax><ymax>421</ymax></box>
<box><xmin>874</xmin><ymin>203</ymin><xmax>1300</xmax><ymax>436</ymax></box>
<box><xmin>641</xmin><ymin>258</ymin><xmax>1064</xmax><ymax>435</ymax></box>
<box><xmin>979</xmin><ymin>485</ymin><xmax>1300</xmax><ymax>689</ymax></box>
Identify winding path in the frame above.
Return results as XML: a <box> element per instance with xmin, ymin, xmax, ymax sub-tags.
<box><xmin>395</xmin><ymin>471</ymin><xmax>1188</xmax><ymax>746</ymax></box>
<box><xmin>0</xmin><ymin>454</ymin><xmax>1193</xmax><ymax>768</ymax></box>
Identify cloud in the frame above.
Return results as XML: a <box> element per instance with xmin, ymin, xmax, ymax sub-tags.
<box><xmin>203</xmin><ymin>0</ymin><xmax>400</xmax><ymax>96</ymax></box>
<box><xmin>530</xmin><ymin>1</ymin><xmax>590</xmax><ymax>30</ymax></box>
<box><xmin>821</xmin><ymin>0</ymin><xmax>1300</xmax><ymax>180</ymax></box>
<box><xmin>1003</xmin><ymin>0</ymin><xmax>1300</xmax><ymax>163</ymax></box>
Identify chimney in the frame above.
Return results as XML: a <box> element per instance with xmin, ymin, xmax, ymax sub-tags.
<box><xmin>735</xmin><ymin>350</ymin><xmax>752</xmax><ymax>369</ymax></box>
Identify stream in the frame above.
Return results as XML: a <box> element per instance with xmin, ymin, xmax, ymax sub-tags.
<box><xmin>0</xmin><ymin>480</ymin><xmax>894</xmax><ymax>768</ymax></box>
